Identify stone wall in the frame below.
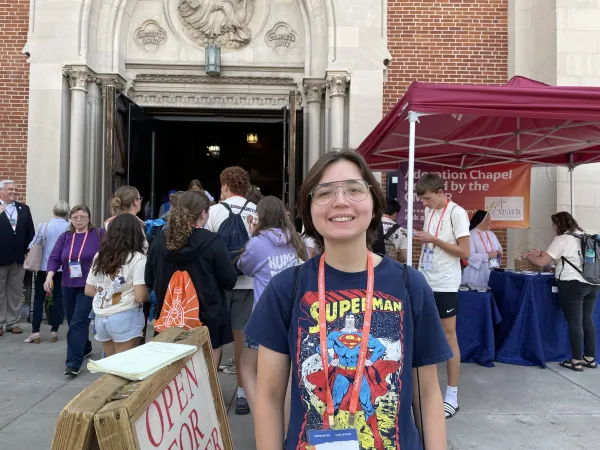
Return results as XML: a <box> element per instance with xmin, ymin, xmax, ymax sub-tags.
<box><xmin>0</xmin><ymin>0</ymin><xmax>29</xmax><ymax>199</ymax></box>
<box><xmin>384</xmin><ymin>0</ymin><xmax>509</xmax><ymax>266</ymax></box>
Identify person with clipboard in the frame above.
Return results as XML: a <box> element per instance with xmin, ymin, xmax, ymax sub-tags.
<box><xmin>245</xmin><ymin>151</ymin><xmax>451</xmax><ymax>450</ymax></box>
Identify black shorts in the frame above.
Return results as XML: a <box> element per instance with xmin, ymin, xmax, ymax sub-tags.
<box><xmin>434</xmin><ymin>292</ymin><xmax>458</xmax><ymax>319</ymax></box>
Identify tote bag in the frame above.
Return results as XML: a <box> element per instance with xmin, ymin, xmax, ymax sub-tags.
<box><xmin>24</xmin><ymin>222</ymin><xmax>47</xmax><ymax>272</ymax></box>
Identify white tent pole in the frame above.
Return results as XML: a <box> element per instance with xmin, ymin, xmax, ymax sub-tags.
<box><xmin>569</xmin><ymin>153</ymin><xmax>575</xmax><ymax>216</ymax></box>
<box><xmin>407</xmin><ymin>111</ymin><xmax>419</xmax><ymax>265</ymax></box>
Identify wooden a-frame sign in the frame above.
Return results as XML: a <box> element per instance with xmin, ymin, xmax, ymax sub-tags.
<box><xmin>52</xmin><ymin>327</ymin><xmax>233</xmax><ymax>450</ymax></box>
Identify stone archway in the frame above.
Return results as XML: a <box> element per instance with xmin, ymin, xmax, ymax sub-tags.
<box><xmin>83</xmin><ymin>0</ymin><xmax>333</xmax><ymax>77</ymax></box>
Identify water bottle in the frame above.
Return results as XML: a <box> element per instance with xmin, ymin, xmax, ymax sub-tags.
<box><xmin>585</xmin><ymin>248</ymin><xmax>595</xmax><ymax>264</ymax></box>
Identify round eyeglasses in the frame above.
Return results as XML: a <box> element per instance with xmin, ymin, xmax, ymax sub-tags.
<box><xmin>311</xmin><ymin>179</ymin><xmax>371</xmax><ymax>206</ymax></box>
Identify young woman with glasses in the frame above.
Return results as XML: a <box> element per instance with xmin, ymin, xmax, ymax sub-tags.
<box><xmin>45</xmin><ymin>205</ymin><xmax>104</xmax><ymax>377</ymax></box>
<box><xmin>244</xmin><ymin>151</ymin><xmax>451</xmax><ymax>450</ymax></box>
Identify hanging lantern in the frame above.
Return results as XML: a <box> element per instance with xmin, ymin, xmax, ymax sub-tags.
<box><xmin>205</xmin><ymin>43</ymin><xmax>221</xmax><ymax>76</ymax></box>
<box><xmin>207</xmin><ymin>145</ymin><xmax>220</xmax><ymax>158</ymax></box>
<box><xmin>247</xmin><ymin>133</ymin><xmax>258</xmax><ymax>144</ymax></box>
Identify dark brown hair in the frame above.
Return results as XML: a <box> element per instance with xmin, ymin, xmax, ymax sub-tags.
<box><xmin>166</xmin><ymin>190</ymin><xmax>210</xmax><ymax>251</ymax></box>
<box><xmin>220</xmin><ymin>166</ymin><xmax>250</xmax><ymax>196</ymax></box>
<box><xmin>245</xmin><ymin>185</ymin><xmax>262</xmax><ymax>205</ymax></box>
<box><xmin>92</xmin><ymin>214</ymin><xmax>146</xmax><ymax>276</ymax></box>
<box><xmin>415</xmin><ymin>174</ymin><xmax>445</xmax><ymax>196</ymax></box>
<box><xmin>67</xmin><ymin>205</ymin><xmax>96</xmax><ymax>233</ymax></box>
<box><xmin>189</xmin><ymin>179</ymin><xmax>203</xmax><ymax>190</ymax></box>
<box><xmin>254</xmin><ymin>196</ymin><xmax>308</xmax><ymax>260</ymax></box>
<box><xmin>551</xmin><ymin>211</ymin><xmax>583</xmax><ymax>236</ymax></box>
<box><xmin>297</xmin><ymin>150</ymin><xmax>386</xmax><ymax>249</ymax></box>
<box><xmin>109</xmin><ymin>185</ymin><xmax>139</xmax><ymax>215</ymax></box>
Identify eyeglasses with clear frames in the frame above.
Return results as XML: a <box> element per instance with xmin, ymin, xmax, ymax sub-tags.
<box><xmin>311</xmin><ymin>179</ymin><xmax>371</xmax><ymax>206</ymax></box>
<box><xmin>71</xmin><ymin>216</ymin><xmax>89</xmax><ymax>222</ymax></box>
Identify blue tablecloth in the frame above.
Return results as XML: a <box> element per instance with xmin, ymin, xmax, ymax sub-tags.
<box><xmin>457</xmin><ymin>291</ymin><xmax>502</xmax><ymax>368</ymax></box>
<box><xmin>489</xmin><ymin>271</ymin><xmax>600</xmax><ymax>367</ymax></box>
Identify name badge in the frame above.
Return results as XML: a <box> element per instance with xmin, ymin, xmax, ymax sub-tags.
<box><xmin>423</xmin><ymin>247</ymin><xmax>434</xmax><ymax>271</ymax></box>
<box><xmin>9</xmin><ymin>218</ymin><xmax>17</xmax><ymax>230</ymax></box>
<box><xmin>69</xmin><ymin>262</ymin><xmax>83</xmax><ymax>278</ymax></box>
<box><xmin>308</xmin><ymin>429</ymin><xmax>359</xmax><ymax>450</ymax></box>
<box><xmin>489</xmin><ymin>257</ymin><xmax>500</xmax><ymax>269</ymax></box>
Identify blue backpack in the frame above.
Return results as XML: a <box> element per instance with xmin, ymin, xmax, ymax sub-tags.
<box><xmin>218</xmin><ymin>200</ymin><xmax>251</xmax><ymax>265</ymax></box>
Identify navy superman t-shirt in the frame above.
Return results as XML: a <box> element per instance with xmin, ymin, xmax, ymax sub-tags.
<box><xmin>245</xmin><ymin>256</ymin><xmax>452</xmax><ymax>450</ymax></box>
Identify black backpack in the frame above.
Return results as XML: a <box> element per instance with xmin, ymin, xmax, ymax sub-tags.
<box><xmin>563</xmin><ymin>232</ymin><xmax>600</xmax><ymax>284</ymax></box>
<box><xmin>217</xmin><ymin>200</ymin><xmax>252</xmax><ymax>264</ymax></box>
<box><xmin>372</xmin><ymin>222</ymin><xmax>400</xmax><ymax>256</ymax></box>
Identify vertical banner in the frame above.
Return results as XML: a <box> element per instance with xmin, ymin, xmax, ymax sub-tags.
<box><xmin>396</xmin><ymin>163</ymin><xmax>531</xmax><ymax>229</ymax></box>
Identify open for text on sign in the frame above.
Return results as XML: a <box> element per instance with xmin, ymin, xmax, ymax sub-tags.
<box><xmin>135</xmin><ymin>352</ymin><xmax>223</xmax><ymax>450</ymax></box>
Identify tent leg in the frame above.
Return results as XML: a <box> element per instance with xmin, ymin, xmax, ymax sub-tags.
<box><xmin>406</xmin><ymin>111</ymin><xmax>419</xmax><ymax>265</ymax></box>
<box><xmin>569</xmin><ymin>166</ymin><xmax>575</xmax><ymax>216</ymax></box>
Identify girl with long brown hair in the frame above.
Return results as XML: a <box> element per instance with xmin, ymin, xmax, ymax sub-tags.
<box><xmin>237</xmin><ymin>196</ymin><xmax>308</xmax><ymax>413</ymax></box>
<box><xmin>145</xmin><ymin>190</ymin><xmax>238</xmax><ymax>365</ymax></box>
<box><xmin>85</xmin><ymin>214</ymin><xmax>148</xmax><ymax>356</ymax></box>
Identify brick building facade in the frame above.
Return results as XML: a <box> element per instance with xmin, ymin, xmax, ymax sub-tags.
<box><xmin>0</xmin><ymin>0</ymin><xmax>29</xmax><ymax>197</ymax></box>
<box><xmin>384</xmin><ymin>0</ymin><xmax>509</xmax><ymax>266</ymax></box>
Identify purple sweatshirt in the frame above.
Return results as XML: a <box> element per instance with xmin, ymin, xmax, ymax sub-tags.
<box><xmin>47</xmin><ymin>229</ymin><xmax>105</xmax><ymax>288</ymax></box>
<box><xmin>237</xmin><ymin>228</ymin><xmax>303</xmax><ymax>308</ymax></box>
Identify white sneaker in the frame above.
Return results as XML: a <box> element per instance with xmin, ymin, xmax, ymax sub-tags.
<box><xmin>223</xmin><ymin>365</ymin><xmax>237</xmax><ymax>375</ymax></box>
<box><xmin>219</xmin><ymin>357</ymin><xmax>234</xmax><ymax>371</ymax></box>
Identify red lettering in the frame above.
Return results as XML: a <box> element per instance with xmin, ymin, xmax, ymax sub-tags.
<box><xmin>146</xmin><ymin>400</ymin><xmax>164</xmax><ymax>447</ymax></box>
<box><xmin>188</xmin><ymin>409</ymin><xmax>205</xmax><ymax>448</ymax></box>
<box><xmin>174</xmin><ymin>372</ymin><xmax>189</xmax><ymax>414</ymax></box>
<box><xmin>168</xmin><ymin>439</ymin><xmax>179</xmax><ymax>450</ymax></box>
<box><xmin>211</xmin><ymin>427</ymin><xmax>223</xmax><ymax>450</ymax></box>
<box><xmin>204</xmin><ymin>440</ymin><xmax>213</xmax><ymax>450</ymax></box>
<box><xmin>162</xmin><ymin>385</ymin><xmax>175</xmax><ymax>432</ymax></box>
<box><xmin>184</xmin><ymin>358</ymin><xmax>198</xmax><ymax>400</ymax></box>
<box><xmin>180</xmin><ymin>423</ymin><xmax>195</xmax><ymax>450</ymax></box>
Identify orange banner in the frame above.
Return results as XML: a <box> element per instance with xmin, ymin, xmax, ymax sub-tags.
<box><xmin>397</xmin><ymin>163</ymin><xmax>531</xmax><ymax>229</ymax></box>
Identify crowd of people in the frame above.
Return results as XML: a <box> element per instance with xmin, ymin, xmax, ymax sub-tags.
<box><xmin>0</xmin><ymin>150</ymin><xmax>598</xmax><ymax>449</ymax></box>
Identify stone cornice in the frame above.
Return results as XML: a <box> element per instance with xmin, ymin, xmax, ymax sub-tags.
<box><xmin>130</xmin><ymin>91</ymin><xmax>293</xmax><ymax>110</ymax></box>
<box><xmin>132</xmin><ymin>74</ymin><xmax>297</xmax><ymax>87</ymax></box>
<box><xmin>96</xmin><ymin>74</ymin><xmax>127</xmax><ymax>93</ymax></box>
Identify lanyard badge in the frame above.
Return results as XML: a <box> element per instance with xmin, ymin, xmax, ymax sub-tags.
<box><xmin>68</xmin><ymin>231</ymin><xmax>89</xmax><ymax>278</ymax></box>
<box><xmin>478</xmin><ymin>232</ymin><xmax>499</xmax><ymax>268</ymax></box>
<box><xmin>422</xmin><ymin>201</ymin><xmax>449</xmax><ymax>271</ymax></box>
<box><xmin>317</xmin><ymin>252</ymin><xmax>375</xmax><ymax>430</ymax></box>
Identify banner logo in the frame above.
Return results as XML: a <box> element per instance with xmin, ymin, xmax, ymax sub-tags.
<box><xmin>485</xmin><ymin>197</ymin><xmax>525</xmax><ymax>221</ymax></box>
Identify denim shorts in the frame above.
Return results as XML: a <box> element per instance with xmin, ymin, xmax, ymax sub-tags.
<box><xmin>244</xmin><ymin>336</ymin><xmax>259</xmax><ymax>351</ymax></box>
<box><xmin>94</xmin><ymin>306</ymin><xmax>145</xmax><ymax>343</ymax></box>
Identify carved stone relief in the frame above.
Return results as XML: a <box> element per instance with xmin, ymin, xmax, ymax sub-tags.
<box><xmin>133</xmin><ymin>74</ymin><xmax>296</xmax><ymax>85</ymax></box>
<box><xmin>178</xmin><ymin>0</ymin><xmax>256</xmax><ymax>50</ymax></box>
<box><xmin>130</xmin><ymin>92</ymin><xmax>290</xmax><ymax>109</ymax></box>
<box><xmin>326</xmin><ymin>72</ymin><xmax>351</xmax><ymax>97</ymax></box>
<box><xmin>303</xmin><ymin>79</ymin><xmax>325</xmax><ymax>103</ymax></box>
<box><xmin>63</xmin><ymin>65</ymin><xmax>96</xmax><ymax>90</ymax></box>
<box><xmin>134</xmin><ymin>20</ymin><xmax>168</xmax><ymax>53</ymax></box>
<box><xmin>265</xmin><ymin>22</ymin><xmax>298</xmax><ymax>49</ymax></box>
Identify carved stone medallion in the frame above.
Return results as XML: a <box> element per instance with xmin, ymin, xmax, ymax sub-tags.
<box><xmin>265</xmin><ymin>22</ymin><xmax>297</xmax><ymax>49</ymax></box>
<box><xmin>178</xmin><ymin>0</ymin><xmax>256</xmax><ymax>50</ymax></box>
<box><xmin>134</xmin><ymin>20</ymin><xmax>168</xmax><ymax>53</ymax></box>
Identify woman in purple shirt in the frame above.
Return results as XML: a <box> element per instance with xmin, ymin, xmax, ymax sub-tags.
<box><xmin>45</xmin><ymin>205</ymin><xmax>104</xmax><ymax>377</ymax></box>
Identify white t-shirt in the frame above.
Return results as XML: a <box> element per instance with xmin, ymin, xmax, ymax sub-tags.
<box><xmin>546</xmin><ymin>232</ymin><xmax>588</xmax><ymax>283</ymax></box>
<box><xmin>205</xmin><ymin>196</ymin><xmax>257</xmax><ymax>290</ymax></box>
<box><xmin>87</xmin><ymin>252</ymin><xmax>147</xmax><ymax>316</ymax></box>
<box><xmin>382</xmin><ymin>216</ymin><xmax>408</xmax><ymax>251</ymax></box>
<box><xmin>418</xmin><ymin>201</ymin><xmax>470</xmax><ymax>292</ymax></box>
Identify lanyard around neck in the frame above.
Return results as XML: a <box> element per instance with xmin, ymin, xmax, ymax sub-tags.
<box><xmin>68</xmin><ymin>231</ymin><xmax>89</xmax><ymax>263</ymax></box>
<box><xmin>318</xmin><ymin>251</ymin><xmax>375</xmax><ymax>428</ymax></box>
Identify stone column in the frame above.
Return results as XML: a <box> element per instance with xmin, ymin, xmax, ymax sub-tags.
<box><xmin>303</xmin><ymin>79</ymin><xmax>325</xmax><ymax>170</ymax></box>
<box><xmin>326</xmin><ymin>71</ymin><xmax>350</xmax><ymax>151</ymax></box>
<box><xmin>63</xmin><ymin>66</ymin><xmax>94</xmax><ymax>207</ymax></box>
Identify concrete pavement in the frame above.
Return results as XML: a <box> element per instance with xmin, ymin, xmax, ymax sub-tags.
<box><xmin>1</xmin><ymin>322</ymin><xmax>599</xmax><ymax>449</ymax></box>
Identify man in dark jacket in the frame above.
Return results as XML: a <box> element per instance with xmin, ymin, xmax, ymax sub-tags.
<box><xmin>0</xmin><ymin>180</ymin><xmax>35</xmax><ymax>336</ymax></box>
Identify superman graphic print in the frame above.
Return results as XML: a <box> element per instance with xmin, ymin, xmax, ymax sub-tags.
<box><xmin>245</xmin><ymin>256</ymin><xmax>452</xmax><ymax>450</ymax></box>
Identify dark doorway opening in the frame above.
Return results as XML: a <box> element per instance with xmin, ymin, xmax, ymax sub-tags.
<box><xmin>127</xmin><ymin>108</ymin><xmax>303</xmax><ymax>220</ymax></box>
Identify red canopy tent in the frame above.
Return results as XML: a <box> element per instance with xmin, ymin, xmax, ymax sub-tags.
<box><xmin>357</xmin><ymin>76</ymin><xmax>600</xmax><ymax>260</ymax></box>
